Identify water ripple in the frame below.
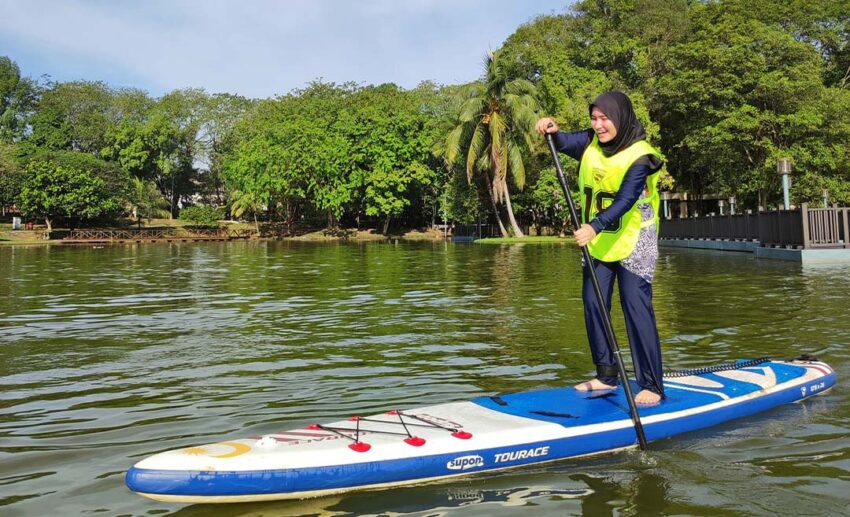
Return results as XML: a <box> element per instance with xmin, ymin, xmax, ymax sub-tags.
<box><xmin>0</xmin><ymin>242</ymin><xmax>847</xmax><ymax>516</ymax></box>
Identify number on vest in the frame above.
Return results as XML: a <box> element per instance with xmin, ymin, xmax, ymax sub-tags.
<box><xmin>582</xmin><ymin>186</ymin><xmax>621</xmax><ymax>233</ymax></box>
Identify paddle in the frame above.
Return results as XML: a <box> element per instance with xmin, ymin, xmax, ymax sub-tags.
<box><xmin>544</xmin><ymin>131</ymin><xmax>649</xmax><ymax>451</ymax></box>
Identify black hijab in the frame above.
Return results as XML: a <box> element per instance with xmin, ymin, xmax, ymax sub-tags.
<box><xmin>589</xmin><ymin>91</ymin><xmax>646</xmax><ymax>157</ymax></box>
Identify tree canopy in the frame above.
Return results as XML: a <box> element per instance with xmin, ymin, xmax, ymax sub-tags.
<box><xmin>2</xmin><ymin>0</ymin><xmax>849</xmax><ymax>231</ymax></box>
<box><xmin>18</xmin><ymin>155</ymin><xmax>124</xmax><ymax>230</ymax></box>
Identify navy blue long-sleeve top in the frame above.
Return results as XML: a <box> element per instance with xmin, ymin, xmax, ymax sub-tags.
<box><xmin>553</xmin><ymin>129</ymin><xmax>661</xmax><ymax>234</ymax></box>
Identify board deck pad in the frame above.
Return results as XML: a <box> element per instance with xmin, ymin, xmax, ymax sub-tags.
<box><xmin>126</xmin><ymin>359</ymin><xmax>835</xmax><ymax>503</ymax></box>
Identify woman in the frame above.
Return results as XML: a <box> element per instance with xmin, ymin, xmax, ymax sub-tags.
<box><xmin>536</xmin><ymin>91</ymin><xmax>664</xmax><ymax>406</ymax></box>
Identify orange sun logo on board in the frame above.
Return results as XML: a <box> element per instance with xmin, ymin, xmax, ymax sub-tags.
<box><xmin>181</xmin><ymin>441</ymin><xmax>251</xmax><ymax>458</ymax></box>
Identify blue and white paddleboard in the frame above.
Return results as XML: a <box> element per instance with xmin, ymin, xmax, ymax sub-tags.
<box><xmin>126</xmin><ymin>358</ymin><xmax>835</xmax><ymax>503</ymax></box>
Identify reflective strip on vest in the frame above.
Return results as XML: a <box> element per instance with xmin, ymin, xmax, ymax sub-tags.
<box><xmin>578</xmin><ymin>137</ymin><xmax>663</xmax><ymax>262</ymax></box>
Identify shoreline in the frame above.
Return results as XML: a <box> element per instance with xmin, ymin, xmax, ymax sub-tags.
<box><xmin>0</xmin><ymin>230</ymin><xmax>572</xmax><ymax>247</ymax></box>
<box><xmin>0</xmin><ymin>227</ymin><xmax>451</xmax><ymax>246</ymax></box>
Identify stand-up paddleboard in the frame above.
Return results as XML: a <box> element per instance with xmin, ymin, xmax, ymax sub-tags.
<box><xmin>126</xmin><ymin>357</ymin><xmax>835</xmax><ymax>503</ymax></box>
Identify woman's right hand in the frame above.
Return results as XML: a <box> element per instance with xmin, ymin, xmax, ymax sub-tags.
<box><xmin>535</xmin><ymin>117</ymin><xmax>559</xmax><ymax>135</ymax></box>
<box><xmin>574</xmin><ymin>224</ymin><xmax>598</xmax><ymax>247</ymax></box>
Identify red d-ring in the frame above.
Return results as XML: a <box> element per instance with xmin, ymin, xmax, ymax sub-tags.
<box><xmin>349</xmin><ymin>442</ymin><xmax>371</xmax><ymax>452</ymax></box>
<box><xmin>452</xmin><ymin>431</ymin><xmax>473</xmax><ymax>439</ymax></box>
<box><xmin>306</xmin><ymin>424</ymin><xmax>321</xmax><ymax>430</ymax></box>
<box><xmin>404</xmin><ymin>436</ymin><xmax>426</xmax><ymax>447</ymax></box>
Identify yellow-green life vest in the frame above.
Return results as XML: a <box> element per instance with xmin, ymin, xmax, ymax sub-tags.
<box><xmin>578</xmin><ymin>136</ymin><xmax>663</xmax><ymax>262</ymax></box>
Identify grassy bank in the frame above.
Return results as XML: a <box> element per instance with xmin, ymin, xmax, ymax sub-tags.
<box><xmin>0</xmin><ymin>239</ymin><xmax>54</xmax><ymax>246</ymax></box>
<box><xmin>0</xmin><ymin>225</ymin><xmax>449</xmax><ymax>246</ymax></box>
<box><xmin>290</xmin><ymin>228</ymin><xmax>446</xmax><ymax>241</ymax></box>
<box><xmin>475</xmin><ymin>236</ymin><xmax>572</xmax><ymax>244</ymax></box>
<box><xmin>0</xmin><ymin>227</ymin><xmax>50</xmax><ymax>245</ymax></box>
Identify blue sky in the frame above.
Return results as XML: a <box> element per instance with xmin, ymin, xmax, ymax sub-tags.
<box><xmin>1</xmin><ymin>0</ymin><xmax>569</xmax><ymax>98</ymax></box>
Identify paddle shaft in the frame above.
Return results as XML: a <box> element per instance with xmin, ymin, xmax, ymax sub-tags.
<box><xmin>545</xmin><ymin>132</ymin><xmax>648</xmax><ymax>451</ymax></box>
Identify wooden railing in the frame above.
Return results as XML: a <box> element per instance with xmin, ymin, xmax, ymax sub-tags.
<box><xmin>59</xmin><ymin>227</ymin><xmax>253</xmax><ymax>241</ymax></box>
<box><xmin>661</xmin><ymin>212</ymin><xmax>760</xmax><ymax>241</ymax></box>
<box><xmin>659</xmin><ymin>204</ymin><xmax>848</xmax><ymax>249</ymax></box>
<box><xmin>803</xmin><ymin>204</ymin><xmax>850</xmax><ymax>248</ymax></box>
<box><xmin>758</xmin><ymin>209</ymin><xmax>804</xmax><ymax>247</ymax></box>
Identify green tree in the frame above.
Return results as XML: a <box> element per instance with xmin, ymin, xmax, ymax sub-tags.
<box><xmin>654</xmin><ymin>1</ymin><xmax>847</xmax><ymax>207</ymax></box>
<box><xmin>106</xmin><ymin>111</ymin><xmax>177</xmax><ymax>190</ymax></box>
<box><xmin>18</xmin><ymin>158</ymin><xmax>123</xmax><ymax>230</ymax></box>
<box><xmin>439</xmin><ymin>164</ymin><xmax>486</xmax><ymax>225</ymax></box>
<box><xmin>445</xmin><ymin>51</ymin><xmax>539</xmax><ymax>237</ymax></box>
<box><xmin>714</xmin><ymin>0</ymin><xmax>850</xmax><ymax>88</ymax></box>
<box><xmin>497</xmin><ymin>0</ymin><xmax>846</xmax><ymax>211</ymax></box>
<box><xmin>223</xmin><ymin>82</ymin><xmax>354</xmax><ymax>227</ymax></box>
<box><xmin>229</xmin><ymin>189</ymin><xmax>263</xmax><ymax>234</ymax></box>
<box><xmin>200</xmin><ymin>93</ymin><xmax>253</xmax><ymax>204</ymax></box>
<box><xmin>126</xmin><ymin>177</ymin><xmax>169</xmax><ymax>228</ymax></box>
<box><xmin>289</xmin><ymin>82</ymin><xmax>356</xmax><ymax>226</ymax></box>
<box><xmin>413</xmin><ymin>82</ymin><xmax>460</xmax><ymax>228</ymax></box>
<box><xmin>222</xmin><ymin>98</ymin><xmax>304</xmax><ymax>226</ymax></box>
<box><xmin>22</xmin><ymin>148</ymin><xmax>128</xmax><ymax>198</ymax></box>
<box><xmin>500</xmin><ymin>1</ymin><xmax>690</xmax><ymax>94</ymax></box>
<box><xmin>29</xmin><ymin>81</ymin><xmax>115</xmax><ymax>155</ymax></box>
<box><xmin>104</xmin><ymin>92</ymin><xmax>200</xmax><ymax>218</ymax></box>
<box><xmin>346</xmin><ymin>84</ymin><xmax>436</xmax><ymax>233</ymax></box>
<box><xmin>1</xmin><ymin>56</ymin><xmax>40</xmax><ymax>143</ymax></box>
<box><xmin>528</xmin><ymin>168</ymin><xmax>570</xmax><ymax>235</ymax></box>
<box><xmin>0</xmin><ymin>143</ymin><xmax>24</xmax><ymax>213</ymax></box>
<box><xmin>155</xmin><ymin>89</ymin><xmax>209</xmax><ymax>209</ymax></box>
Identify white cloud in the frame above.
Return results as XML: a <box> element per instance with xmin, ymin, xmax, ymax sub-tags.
<box><xmin>0</xmin><ymin>0</ymin><xmax>567</xmax><ymax>97</ymax></box>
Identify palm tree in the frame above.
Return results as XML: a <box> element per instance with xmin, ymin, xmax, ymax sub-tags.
<box><xmin>445</xmin><ymin>50</ymin><xmax>539</xmax><ymax>237</ymax></box>
<box><xmin>126</xmin><ymin>177</ymin><xmax>170</xmax><ymax>228</ymax></box>
<box><xmin>230</xmin><ymin>189</ymin><xmax>264</xmax><ymax>235</ymax></box>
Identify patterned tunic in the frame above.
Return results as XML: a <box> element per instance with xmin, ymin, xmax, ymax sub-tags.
<box><xmin>620</xmin><ymin>203</ymin><xmax>658</xmax><ymax>283</ymax></box>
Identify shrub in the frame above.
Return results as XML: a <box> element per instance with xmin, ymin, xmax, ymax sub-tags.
<box><xmin>178</xmin><ymin>204</ymin><xmax>223</xmax><ymax>228</ymax></box>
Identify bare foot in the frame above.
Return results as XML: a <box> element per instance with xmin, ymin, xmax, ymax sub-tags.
<box><xmin>574</xmin><ymin>378</ymin><xmax>616</xmax><ymax>391</ymax></box>
<box><xmin>634</xmin><ymin>389</ymin><xmax>662</xmax><ymax>406</ymax></box>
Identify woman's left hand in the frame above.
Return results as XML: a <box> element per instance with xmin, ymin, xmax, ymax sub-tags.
<box><xmin>574</xmin><ymin>224</ymin><xmax>597</xmax><ymax>247</ymax></box>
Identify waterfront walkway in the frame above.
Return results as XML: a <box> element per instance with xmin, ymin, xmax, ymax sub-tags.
<box><xmin>659</xmin><ymin>204</ymin><xmax>850</xmax><ymax>263</ymax></box>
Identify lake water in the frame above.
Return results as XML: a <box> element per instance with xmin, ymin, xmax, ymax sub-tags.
<box><xmin>1</xmin><ymin>241</ymin><xmax>848</xmax><ymax>516</ymax></box>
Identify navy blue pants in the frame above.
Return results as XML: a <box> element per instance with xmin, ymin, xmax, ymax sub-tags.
<box><xmin>583</xmin><ymin>258</ymin><xmax>664</xmax><ymax>396</ymax></box>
